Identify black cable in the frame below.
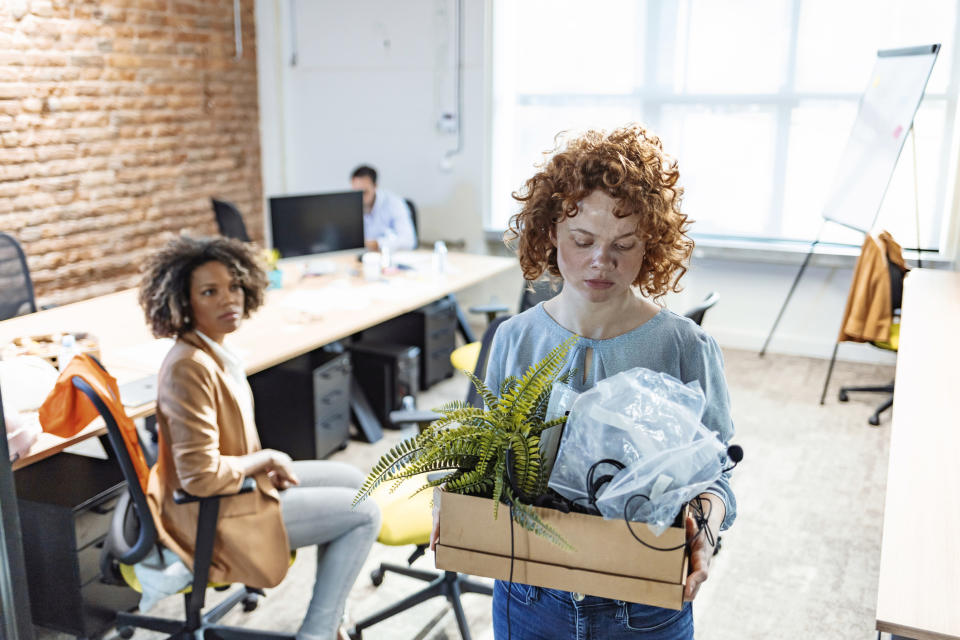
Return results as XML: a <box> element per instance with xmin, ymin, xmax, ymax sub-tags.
<box><xmin>506</xmin><ymin>503</ymin><xmax>514</xmax><ymax>640</ymax></box>
<box><xmin>622</xmin><ymin>493</ymin><xmax>714</xmax><ymax>552</ymax></box>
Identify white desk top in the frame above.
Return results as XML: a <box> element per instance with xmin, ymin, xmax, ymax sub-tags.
<box><xmin>3</xmin><ymin>250</ymin><xmax>515</xmax><ymax>470</ymax></box>
<box><xmin>875</xmin><ymin>268</ymin><xmax>960</xmax><ymax>640</ymax></box>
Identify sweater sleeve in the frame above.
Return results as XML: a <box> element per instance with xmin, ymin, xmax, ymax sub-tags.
<box><xmin>682</xmin><ymin>331</ymin><xmax>737</xmax><ymax>531</ymax></box>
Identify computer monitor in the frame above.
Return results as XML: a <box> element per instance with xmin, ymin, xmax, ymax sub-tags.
<box><xmin>269</xmin><ymin>191</ymin><xmax>365</xmax><ymax>258</ymax></box>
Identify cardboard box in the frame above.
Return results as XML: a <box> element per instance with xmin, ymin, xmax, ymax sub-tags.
<box><xmin>434</xmin><ymin>489</ymin><xmax>689</xmax><ymax>610</ymax></box>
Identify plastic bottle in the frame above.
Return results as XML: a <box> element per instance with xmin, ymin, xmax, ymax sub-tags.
<box><xmin>432</xmin><ymin>240</ymin><xmax>448</xmax><ymax>274</ymax></box>
<box><xmin>58</xmin><ymin>334</ymin><xmax>79</xmax><ymax>372</ymax></box>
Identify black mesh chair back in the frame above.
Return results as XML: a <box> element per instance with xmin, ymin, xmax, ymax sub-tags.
<box><xmin>71</xmin><ymin>376</ymin><xmax>158</xmax><ymax>572</ymax></box>
<box><xmin>0</xmin><ymin>233</ymin><xmax>37</xmax><ymax>321</ymax></box>
<box><xmin>888</xmin><ymin>259</ymin><xmax>906</xmax><ymax>313</ymax></box>
<box><xmin>683</xmin><ymin>291</ymin><xmax>720</xmax><ymax>327</ymax></box>
<box><xmin>466</xmin><ymin>315</ymin><xmax>511</xmax><ymax>409</ymax></box>
<box><xmin>519</xmin><ymin>278</ymin><xmax>559</xmax><ymax>312</ymax></box>
<box><xmin>211</xmin><ymin>198</ymin><xmax>251</xmax><ymax>242</ymax></box>
<box><xmin>404</xmin><ymin>198</ymin><xmax>419</xmax><ymax>249</ymax></box>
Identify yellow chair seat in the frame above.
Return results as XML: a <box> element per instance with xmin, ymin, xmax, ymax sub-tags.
<box><xmin>371</xmin><ymin>480</ymin><xmax>434</xmax><ymax>547</ymax></box>
<box><xmin>118</xmin><ymin>553</ymin><xmax>296</xmax><ymax>594</ymax></box>
<box><xmin>450</xmin><ymin>341</ymin><xmax>481</xmax><ymax>374</ymax></box>
<box><xmin>873</xmin><ymin>320</ymin><xmax>900</xmax><ymax>351</ymax></box>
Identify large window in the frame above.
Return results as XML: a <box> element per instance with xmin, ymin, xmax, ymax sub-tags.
<box><xmin>489</xmin><ymin>0</ymin><xmax>960</xmax><ymax>252</ymax></box>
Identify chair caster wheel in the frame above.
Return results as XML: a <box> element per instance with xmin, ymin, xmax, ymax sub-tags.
<box><xmin>868</xmin><ymin>415</ymin><xmax>880</xmax><ymax>426</ymax></box>
<box><xmin>838</xmin><ymin>390</ymin><xmax>849</xmax><ymax>402</ymax></box>
<box><xmin>370</xmin><ymin>567</ymin><xmax>384</xmax><ymax>587</ymax></box>
<box><xmin>242</xmin><ymin>593</ymin><xmax>260</xmax><ymax>612</ymax></box>
<box><xmin>117</xmin><ymin>626</ymin><xmax>134</xmax><ymax>639</ymax></box>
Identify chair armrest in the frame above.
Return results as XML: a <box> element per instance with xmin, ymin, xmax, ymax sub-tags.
<box><xmin>173</xmin><ymin>476</ymin><xmax>257</xmax><ymax>505</ymax></box>
<box><xmin>468</xmin><ymin>303</ymin><xmax>508</xmax><ymax>315</ymax></box>
<box><xmin>389</xmin><ymin>409</ymin><xmax>441</xmax><ymax>427</ymax></box>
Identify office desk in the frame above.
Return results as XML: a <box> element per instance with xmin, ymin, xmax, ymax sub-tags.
<box><xmin>875</xmin><ymin>268</ymin><xmax>960</xmax><ymax>640</ymax></box>
<box><xmin>3</xmin><ymin>250</ymin><xmax>514</xmax><ymax>470</ymax></box>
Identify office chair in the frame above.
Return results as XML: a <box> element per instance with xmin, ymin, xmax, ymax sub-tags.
<box><xmin>212</xmin><ymin>199</ymin><xmax>252</xmax><ymax>242</ymax></box>
<box><xmin>450</xmin><ymin>279</ymin><xmax>558</xmax><ymax>378</ymax></box>
<box><xmin>346</xmin><ymin>321</ymin><xmax>506</xmax><ymax>640</ymax></box>
<box><xmin>0</xmin><ymin>232</ymin><xmax>37</xmax><ymax>321</ymax></box>
<box><xmin>404</xmin><ymin>198</ymin><xmax>419</xmax><ymax>249</ymax></box>
<box><xmin>837</xmin><ymin>259</ymin><xmax>905</xmax><ymax>426</ymax></box>
<box><xmin>70</xmin><ymin>360</ymin><xmax>293</xmax><ymax>640</ymax></box>
<box><xmin>683</xmin><ymin>291</ymin><xmax>720</xmax><ymax>326</ymax></box>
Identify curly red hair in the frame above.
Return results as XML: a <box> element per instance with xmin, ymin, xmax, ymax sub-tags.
<box><xmin>507</xmin><ymin>124</ymin><xmax>693</xmax><ymax>300</ymax></box>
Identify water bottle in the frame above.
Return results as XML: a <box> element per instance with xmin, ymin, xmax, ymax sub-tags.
<box><xmin>58</xmin><ymin>334</ymin><xmax>79</xmax><ymax>372</ymax></box>
<box><xmin>432</xmin><ymin>240</ymin><xmax>448</xmax><ymax>274</ymax></box>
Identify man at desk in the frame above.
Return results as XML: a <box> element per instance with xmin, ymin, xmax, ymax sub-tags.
<box><xmin>350</xmin><ymin>165</ymin><xmax>416</xmax><ymax>252</ymax></box>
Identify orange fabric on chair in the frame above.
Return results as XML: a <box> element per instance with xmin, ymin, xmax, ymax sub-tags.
<box><xmin>837</xmin><ymin>231</ymin><xmax>908</xmax><ymax>344</ymax></box>
<box><xmin>38</xmin><ymin>354</ymin><xmax>150</xmax><ymax>491</ymax></box>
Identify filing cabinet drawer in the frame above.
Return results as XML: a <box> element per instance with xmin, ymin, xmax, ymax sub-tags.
<box><xmin>75</xmin><ymin>494</ymin><xmax>120</xmax><ymax>550</ymax></box>
<box><xmin>77</xmin><ymin>540</ymin><xmax>103</xmax><ymax>586</ymax></box>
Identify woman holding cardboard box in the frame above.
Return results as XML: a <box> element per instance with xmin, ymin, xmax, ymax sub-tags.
<box><xmin>436</xmin><ymin>125</ymin><xmax>736</xmax><ymax>638</ymax></box>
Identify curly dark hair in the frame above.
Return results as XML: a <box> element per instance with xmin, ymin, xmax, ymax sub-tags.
<box><xmin>138</xmin><ymin>235</ymin><xmax>268</xmax><ymax>338</ymax></box>
<box><xmin>507</xmin><ymin>124</ymin><xmax>693</xmax><ymax>300</ymax></box>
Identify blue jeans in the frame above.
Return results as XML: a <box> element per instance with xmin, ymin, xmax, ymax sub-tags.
<box><xmin>493</xmin><ymin>581</ymin><xmax>694</xmax><ymax>640</ymax></box>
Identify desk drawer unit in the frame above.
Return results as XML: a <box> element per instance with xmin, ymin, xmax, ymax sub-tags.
<box><xmin>252</xmin><ymin>349</ymin><xmax>352</xmax><ymax>460</ymax></box>
<box><xmin>14</xmin><ymin>451</ymin><xmax>139</xmax><ymax>638</ymax></box>
<box><xmin>362</xmin><ymin>297</ymin><xmax>457</xmax><ymax>390</ymax></box>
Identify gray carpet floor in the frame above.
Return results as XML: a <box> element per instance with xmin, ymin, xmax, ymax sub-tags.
<box><xmin>33</xmin><ymin>347</ymin><xmax>895</xmax><ymax>640</ymax></box>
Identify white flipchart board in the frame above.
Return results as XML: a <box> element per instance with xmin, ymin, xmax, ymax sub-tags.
<box><xmin>821</xmin><ymin>44</ymin><xmax>939</xmax><ymax>233</ymax></box>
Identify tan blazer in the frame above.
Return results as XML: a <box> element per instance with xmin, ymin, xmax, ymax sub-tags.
<box><xmin>838</xmin><ymin>231</ymin><xmax>908</xmax><ymax>344</ymax></box>
<box><xmin>145</xmin><ymin>331</ymin><xmax>291</xmax><ymax>588</ymax></box>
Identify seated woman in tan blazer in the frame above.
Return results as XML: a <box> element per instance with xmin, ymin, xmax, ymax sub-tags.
<box><xmin>138</xmin><ymin>235</ymin><xmax>380</xmax><ymax>640</ymax></box>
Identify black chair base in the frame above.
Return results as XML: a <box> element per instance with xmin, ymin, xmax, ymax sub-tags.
<box><xmin>838</xmin><ymin>380</ymin><xmax>894</xmax><ymax>425</ymax></box>
<box><xmin>348</xmin><ymin>564</ymin><xmax>492</xmax><ymax>640</ymax></box>
<box><xmin>116</xmin><ymin>586</ymin><xmax>293</xmax><ymax>640</ymax></box>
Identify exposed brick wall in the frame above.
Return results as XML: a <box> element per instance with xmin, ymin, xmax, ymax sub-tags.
<box><xmin>0</xmin><ymin>0</ymin><xmax>263</xmax><ymax>307</ymax></box>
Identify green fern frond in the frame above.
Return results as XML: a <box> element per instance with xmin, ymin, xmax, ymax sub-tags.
<box><xmin>500</xmin><ymin>375</ymin><xmax>519</xmax><ymax>397</ymax></box>
<box><xmin>432</xmin><ymin>399</ymin><xmax>470</xmax><ymax>413</ymax></box>
<box><xmin>356</xmin><ymin>336</ymin><xmax>581</xmax><ymax>548</ymax></box>
<box><xmin>465</xmin><ymin>369</ymin><xmax>500</xmax><ymax>413</ymax></box>
<box><xmin>504</xmin><ymin>486</ymin><xmax>574</xmax><ymax>551</ymax></box>
<box><xmin>353</xmin><ymin>438</ymin><xmax>422</xmax><ymax>506</ymax></box>
<box><xmin>501</xmin><ymin>336</ymin><xmax>577</xmax><ymax>431</ymax></box>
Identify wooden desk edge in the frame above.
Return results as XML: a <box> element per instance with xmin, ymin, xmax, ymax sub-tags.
<box><xmin>878</xmin><ymin>619</ymin><xmax>959</xmax><ymax>640</ymax></box>
<box><xmin>11</xmin><ymin>401</ymin><xmax>154</xmax><ymax>471</ymax></box>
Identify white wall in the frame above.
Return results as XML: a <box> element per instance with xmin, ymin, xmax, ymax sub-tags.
<box><xmin>256</xmin><ymin>0</ymin><xmax>488</xmax><ymax>252</ymax></box>
<box><xmin>255</xmin><ymin>1</ymin><xmax>950</xmax><ymax>366</ymax></box>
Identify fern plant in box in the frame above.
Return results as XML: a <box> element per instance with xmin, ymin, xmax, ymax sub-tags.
<box><xmin>353</xmin><ymin>336</ymin><xmax>578</xmax><ymax>548</ymax></box>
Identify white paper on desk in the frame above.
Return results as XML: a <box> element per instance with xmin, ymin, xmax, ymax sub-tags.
<box><xmin>279</xmin><ymin>289</ymin><xmax>371</xmax><ymax>316</ymax></box>
<box><xmin>64</xmin><ymin>436</ymin><xmax>109</xmax><ymax>460</ymax></box>
<box><xmin>114</xmin><ymin>338</ymin><xmax>175</xmax><ymax>370</ymax></box>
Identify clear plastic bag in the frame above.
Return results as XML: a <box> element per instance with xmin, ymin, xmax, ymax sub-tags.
<box><xmin>596</xmin><ymin>429</ymin><xmax>725</xmax><ymax>535</ymax></box>
<box><xmin>547</xmin><ymin>367</ymin><xmax>726</xmax><ymax>535</ymax></box>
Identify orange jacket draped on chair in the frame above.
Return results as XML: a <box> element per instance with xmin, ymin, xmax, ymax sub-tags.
<box><xmin>837</xmin><ymin>231</ymin><xmax>908</xmax><ymax>344</ymax></box>
<box><xmin>147</xmin><ymin>331</ymin><xmax>291</xmax><ymax>588</ymax></box>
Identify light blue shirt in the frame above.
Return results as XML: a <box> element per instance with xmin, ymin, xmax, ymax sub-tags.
<box><xmin>364</xmin><ymin>188</ymin><xmax>416</xmax><ymax>251</ymax></box>
<box><xmin>483</xmin><ymin>303</ymin><xmax>737</xmax><ymax>530</ymax></box>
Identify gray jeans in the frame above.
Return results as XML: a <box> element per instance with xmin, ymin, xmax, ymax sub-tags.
<box><xmin>280</xmin><ymin>460</ymin><xmax>381</xmax><ymax>640</ymax></box>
